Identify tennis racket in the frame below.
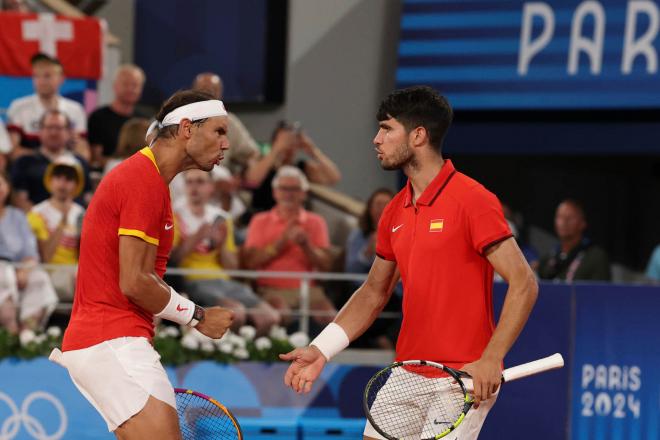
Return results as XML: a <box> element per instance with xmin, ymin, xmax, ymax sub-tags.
<box><xmin>174</xmin><ymin>388</ymin><xmax>243</xmax><ymax>439</ymax></box>
<box><xmin>364</xmin><ymin>353</ymin><xmax>564</xmax><ymax>440</ymax></box>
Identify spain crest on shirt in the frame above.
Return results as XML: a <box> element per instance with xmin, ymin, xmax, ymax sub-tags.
<box><xmin>429</xmin><ymin>219</ymin><xmax>444</xmax><ymax>232</ymax></box>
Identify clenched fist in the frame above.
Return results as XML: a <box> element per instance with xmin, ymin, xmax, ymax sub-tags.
<box><xmin>195</xmin><ymin>306</ymin><xmax>234</xmax><ymax>339</ymax></box>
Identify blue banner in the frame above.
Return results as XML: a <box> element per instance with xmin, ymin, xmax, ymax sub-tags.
<box><xmin>398</xmin><ymin>0</ymin><xmax>660</xmax><ymax>109</ymax></box>
<box><xmin>571</xmin><ymin>284</ymin><xmax>660</xmax><ymax>440</ymax></box>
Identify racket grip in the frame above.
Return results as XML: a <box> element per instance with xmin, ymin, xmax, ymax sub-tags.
<box><xmin>502</xmin><ymin>353</ymin><xmax>564</xmax><ymax>382</ymax></box>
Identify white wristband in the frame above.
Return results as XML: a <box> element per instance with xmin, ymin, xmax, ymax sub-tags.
<box><xmin>155</xmin><ymin>286</ymin><xmax>196</xmax><ymax>326</ymax></box>
<box><xmin>310</xmin><ymin>322</ymin><xmax>349</xmax><ymax>361</ymax></box>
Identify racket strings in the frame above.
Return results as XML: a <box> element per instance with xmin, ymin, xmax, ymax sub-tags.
<box><xmin>366</xmin><ymin>365</ymin><xmax>467</xmax><ymax>440</ymax></box>
<box><xmin>175</xmin><ymin>392</ymin><xmax>240</xmax><ymax>440</ymax></box>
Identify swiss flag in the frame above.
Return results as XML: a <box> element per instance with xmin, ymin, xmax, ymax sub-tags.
<box><xmin>0</xmin><ymin>11</ymin><xmax>103</xmax><ymax>79</ymax></box>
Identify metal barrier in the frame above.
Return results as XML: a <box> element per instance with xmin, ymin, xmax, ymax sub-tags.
<box><xmin>15</xmin><ymin>263</ymin><xmax>401</xmax><ymax>335</ymax></box>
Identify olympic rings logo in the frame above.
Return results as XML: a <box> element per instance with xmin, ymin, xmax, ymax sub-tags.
<box><xmin>0</xmin><ymin>391</ymin><xmax>67</xmax><ymax>440</ymax></box>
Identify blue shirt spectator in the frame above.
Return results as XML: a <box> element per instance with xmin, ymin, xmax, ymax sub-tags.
<box><xmin>0</xmin><ymin>205</ymin><xmax>39</xmax><ymax>261</ymax></box>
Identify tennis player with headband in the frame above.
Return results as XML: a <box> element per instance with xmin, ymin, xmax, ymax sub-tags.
<box><xmin>281</xmin><ymin>86</ymin><xmax>539</xmax><ymax>440</ymax></box>
<box><xmin>50</xmin><ymin>90</ymin><xmax>234</xmax><ymax>439</ymax></box>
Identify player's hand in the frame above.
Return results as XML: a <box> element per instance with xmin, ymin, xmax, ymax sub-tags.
<box><xmin>279</xmin><ymin>345</ymin><xmax>327</xmax><ymax>394</ymax></box>
<box><xmin>461</xmin><ymin>357</ymin><xmax>502</xmax><ymax>407</ymax></box>
<box><xmin>195</xmin><ymin>306</ymin><xmax>234</xmax><ymax>339</ymax></box>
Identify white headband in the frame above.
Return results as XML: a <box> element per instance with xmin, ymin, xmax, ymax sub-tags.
<box><xmin>146</xmin><ymin>99</ymin><xmax>227</xmax><ymax>140</ymax></box>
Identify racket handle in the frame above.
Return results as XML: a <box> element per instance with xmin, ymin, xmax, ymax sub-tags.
<box><xmin>502</xmin><ymin>353</ymin><xmax>564</xmax><ymax>382</ymax></box>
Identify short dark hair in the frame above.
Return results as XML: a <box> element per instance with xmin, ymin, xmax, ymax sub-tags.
<box><xmin>154</xmin><ymin>89</ymin><xmax>215</xmax><ymax>140</ymax></box>
<box><xmin>51</xmin><ymin>165</ymin><xmax>79</xmax><ymax>183</ymax></box>
<box><xmin>376</xmin><ymin>85</ymin><xmax>453</xmax><ymax>152</ymax></box>
<box><xmin>560</xmin><ymin>198</ymin><xmax>587</xmax><ymax>221</ymax></box>
<box><xmin>31</xmin><ymin>52</ymin><xmax>62</xmax><ymax>68</ymax></box>
<box><xmin>359</xmin><ymin>187</ymin><xmax>394</xmax><ymax>235</ymax></box>
<box><xmin>39</xmin><ymin>109</ymin><xmax>72</xmax><ymax>129</ymax></box>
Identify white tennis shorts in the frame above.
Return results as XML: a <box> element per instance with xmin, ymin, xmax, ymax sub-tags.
<box><xmin>364</xmin><ymin>367</ymin><xmax>498</xmax><ymax>440</ymax></box>
<box><xmin>49</xmin><ymin>337</ymin><xmax>176</xmax><ymax>431</ymax></box>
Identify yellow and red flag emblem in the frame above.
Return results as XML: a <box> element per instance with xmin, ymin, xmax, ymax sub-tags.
<box><xmin>429</xmin><ymin>219</ymin><xmax>444</xmax><ymax>232</ymax></box>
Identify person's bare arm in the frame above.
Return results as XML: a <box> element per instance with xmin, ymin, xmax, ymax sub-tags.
<box><xmin>299</xmin><ymin>240</ymin><xmax>333</xmax><ymax>272</ymax></box>
<box><xmin>39</xmin><ymin>224</ymin><xmax>66</xmax><ymax>263</ymax></box>
<box><xmin>461</xmin><ymin>237</ymin><xmax>538</xmax><ymax>405</ymax></box>
<box><xmin>280</xmin><ymin>257</ymin><xmax>398</xmax><ymax>393</ymax></box>
<box><xmin>119</xmin><ymin>235</ymin><xmax>235</xmax><ymax>338</ymax></box>
<box><xmin>300</xmin><ymin>134</ymin><xmax>341</xmax><ymax>185</ymax></box>
<box><xmin>243</xmin><ymin>131</ymin><xmax>296</xmax><ymax>188</ymax></box>
<box><xmin>118</xmin><ymin>235</ymin><xmax>171</xmax><ymax>313</ymax></box>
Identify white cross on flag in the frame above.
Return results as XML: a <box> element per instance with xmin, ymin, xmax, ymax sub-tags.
<box><xmin>0</xmin><ymin>12</ymin><xmax>103</xmax><ymax>79</ymax></box>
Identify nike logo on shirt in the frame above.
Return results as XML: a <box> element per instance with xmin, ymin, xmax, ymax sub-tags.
<box><xmin>392</xmin><ymin>224</ymin><xmax>404</xmax><ymax>232</ymax></box>
<box><xmin>165</xmin><ymin>223</ymin><xmax>174</xmax><ymax>230</ymax></box>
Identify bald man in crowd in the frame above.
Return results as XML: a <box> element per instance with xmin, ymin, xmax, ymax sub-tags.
<box><xmin>192</xmin><ymin>73</ymin><xmax>261</xmax><ymax>177</ymax></box>
<box><xmin>88</xmin><ymin>65</ymin><xmax>147</xmax><ymax>168</ymax></box>
<box><xmin>538</xmin><ymin>199</ymin><xmax>611</xmax><ymax>282</ymax></box>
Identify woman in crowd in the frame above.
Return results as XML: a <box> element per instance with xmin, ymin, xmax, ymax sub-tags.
<box><xmin>344</xmin><ymin>187</ymin><xmax>401</xmax><ymax>349</ymax></box>
<box><xmin>0</xmin><ymin>172</ymin><xmax>58</xmax><ymax>333</ymax></box>
<box><xmin>103</xmin><ymin>117</ymin><xmax>151</xmax><ymax>176</ymax></box>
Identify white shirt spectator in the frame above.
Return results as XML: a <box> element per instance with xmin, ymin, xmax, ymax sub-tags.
<box><xmin>7</xmin><ymin>94</ymin><xmax>87</xmax><ymax>143</ymax></box>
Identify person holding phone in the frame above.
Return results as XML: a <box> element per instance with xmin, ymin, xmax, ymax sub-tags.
<box><xmin>172</xmin><ymin>169</ymin><xmax>280</xmax><ymax>335</ymax></box>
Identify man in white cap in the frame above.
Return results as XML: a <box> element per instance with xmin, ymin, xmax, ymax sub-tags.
<box><xmin>50</xmin><ymin>90</ymin><xmax>235</xmax><ymax>439</ymax></box>
<box><xmin>211</xmin><ymin>164</ymin><xmax>246</xmax><ymax>221</ymax></box>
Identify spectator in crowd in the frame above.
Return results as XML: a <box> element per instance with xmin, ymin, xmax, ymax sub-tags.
<box><xmin>242</xmin><ymin>166</ymin><xmax>336</xmax><ymax>327</ymax></box>
<box><xmin>190</xmin><ymin>72</ymin><xmax>341</xmax><ymax>207</ymax></box>
<box><xmin>645</xmin><ymin>244</ymin><xmax>660</xmax><ymax>284</ymax></box>
<box><xmin>0</xmin><ymin>121</ymin><xmax>10</xmax><ymax>172</ymax></box>
<box><xmin>1</xmin><ymin>0</ymin><xmax>30</xmax><ymax>12</ymax></box>
<box><xmin>88</xmin><ymin>65</ymin><xmax>146</xmax><ymax>169</ymax></box>
<box><xmin>172</xmin><ymin>169</ymin><xmax>279</xmax><ymax>335</ymax></box>
<box><xmin>211</xmin><ymin>164</ymin><xmax>246</xmax><ymax>221</ymax></box>
<box><xmin>345</xmin><ymin>188</ymin><xmax>394</xmax><ymax>275</ymax></box>
<box><xmin>248</xmin><ymin>120</ymin><xmax>342</xmax><ymax>213</ymax></box>
<box><xmin>27</xmin><ymin>156</ymin><xmax>85</xmax><ymax>300</ymax></box>
<box><xmin>0</xmin><ymin>171</ymin><xmax>58</xmax><ymax>332</ymax></box>
<box><xmin>10</xmin><ymin>110</ymin><xmax>91</xmax><ymax>211</ymax></box>
<box><xmin>502</xmin><ymin>203</ymin><xmax>539</xmax><ymax>270</ymax></box>
<box><xmin>345</xmin><ymin>187</ymin><xmax>401</xmax><ymax>349</ymax></box>
<box><xmin>6</xmin><ymin>53</ymin><xmax>88</xmax><ymax>159</ymax></box>
<box><xmin>103</xmin><ymin>117</ymin><xmax>151</xmax><ymax>176</ymax></box>
<box><xmin>538</xmin><ymin>199</ymin><xmax>611</xmax><ymax>282</ymax></box>
<box><xmin>191</xmin><ymin>72</ymin><xmax>260</xmax><ymax>176</ymax></box>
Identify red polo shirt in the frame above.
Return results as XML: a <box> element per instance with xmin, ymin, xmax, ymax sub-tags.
<box><xmin>376</xmin><ymin>160</ymin><xmax>512</xmax><ymax>367</ymax></box>
<box><xmin>244</xmin><ymin>208</ymin><xmax>330</xmax><ymax>288</ymax></box>
<box><xmin>62</xmin><ymin>147</ymin><xmax>174</xmax><ymax>351</ymax></box>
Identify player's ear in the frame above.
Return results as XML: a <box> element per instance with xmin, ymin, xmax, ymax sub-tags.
<box><xmin>178</xmin><ymin>119</ymin><xmax>193</xmax><ymax>139</ymax></box>
<box><xmin>410</xmin><ymin>126</ymin><xmax>427</xmax><ymax>148</ymax></box>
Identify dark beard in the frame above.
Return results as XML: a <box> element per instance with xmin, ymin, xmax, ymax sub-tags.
<box><xmin>380</xmin><ymin>143</ymin><xmax>413</xmax><ymax>170</ymax></box>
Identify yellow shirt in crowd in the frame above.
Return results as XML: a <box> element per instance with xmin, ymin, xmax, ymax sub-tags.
<box><xmin>27</xmin><ymin>200</ymin><xmax>84</xmax><ymax>265</ymax></box>
<box><xmin>173</xmin><ymin>203</ymin><xmax>236</xmax><ymax>281</ymax></box>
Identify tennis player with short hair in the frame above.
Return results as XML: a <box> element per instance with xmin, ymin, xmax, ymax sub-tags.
<box><xmin>50</xmin><ymin>90</ymin><xmax>234</xmax><ymax>439</ymax></box>
<box><xmin>281</xmin><ymin>86</ymin><xmax>538</xmax><ymax>440</ymax></box>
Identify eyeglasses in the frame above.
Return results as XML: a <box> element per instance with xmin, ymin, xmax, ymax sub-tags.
<box><xmin>42</xmin><ymin>125</ymin><xmax>68</xmax><ymax>131</ymax></box>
